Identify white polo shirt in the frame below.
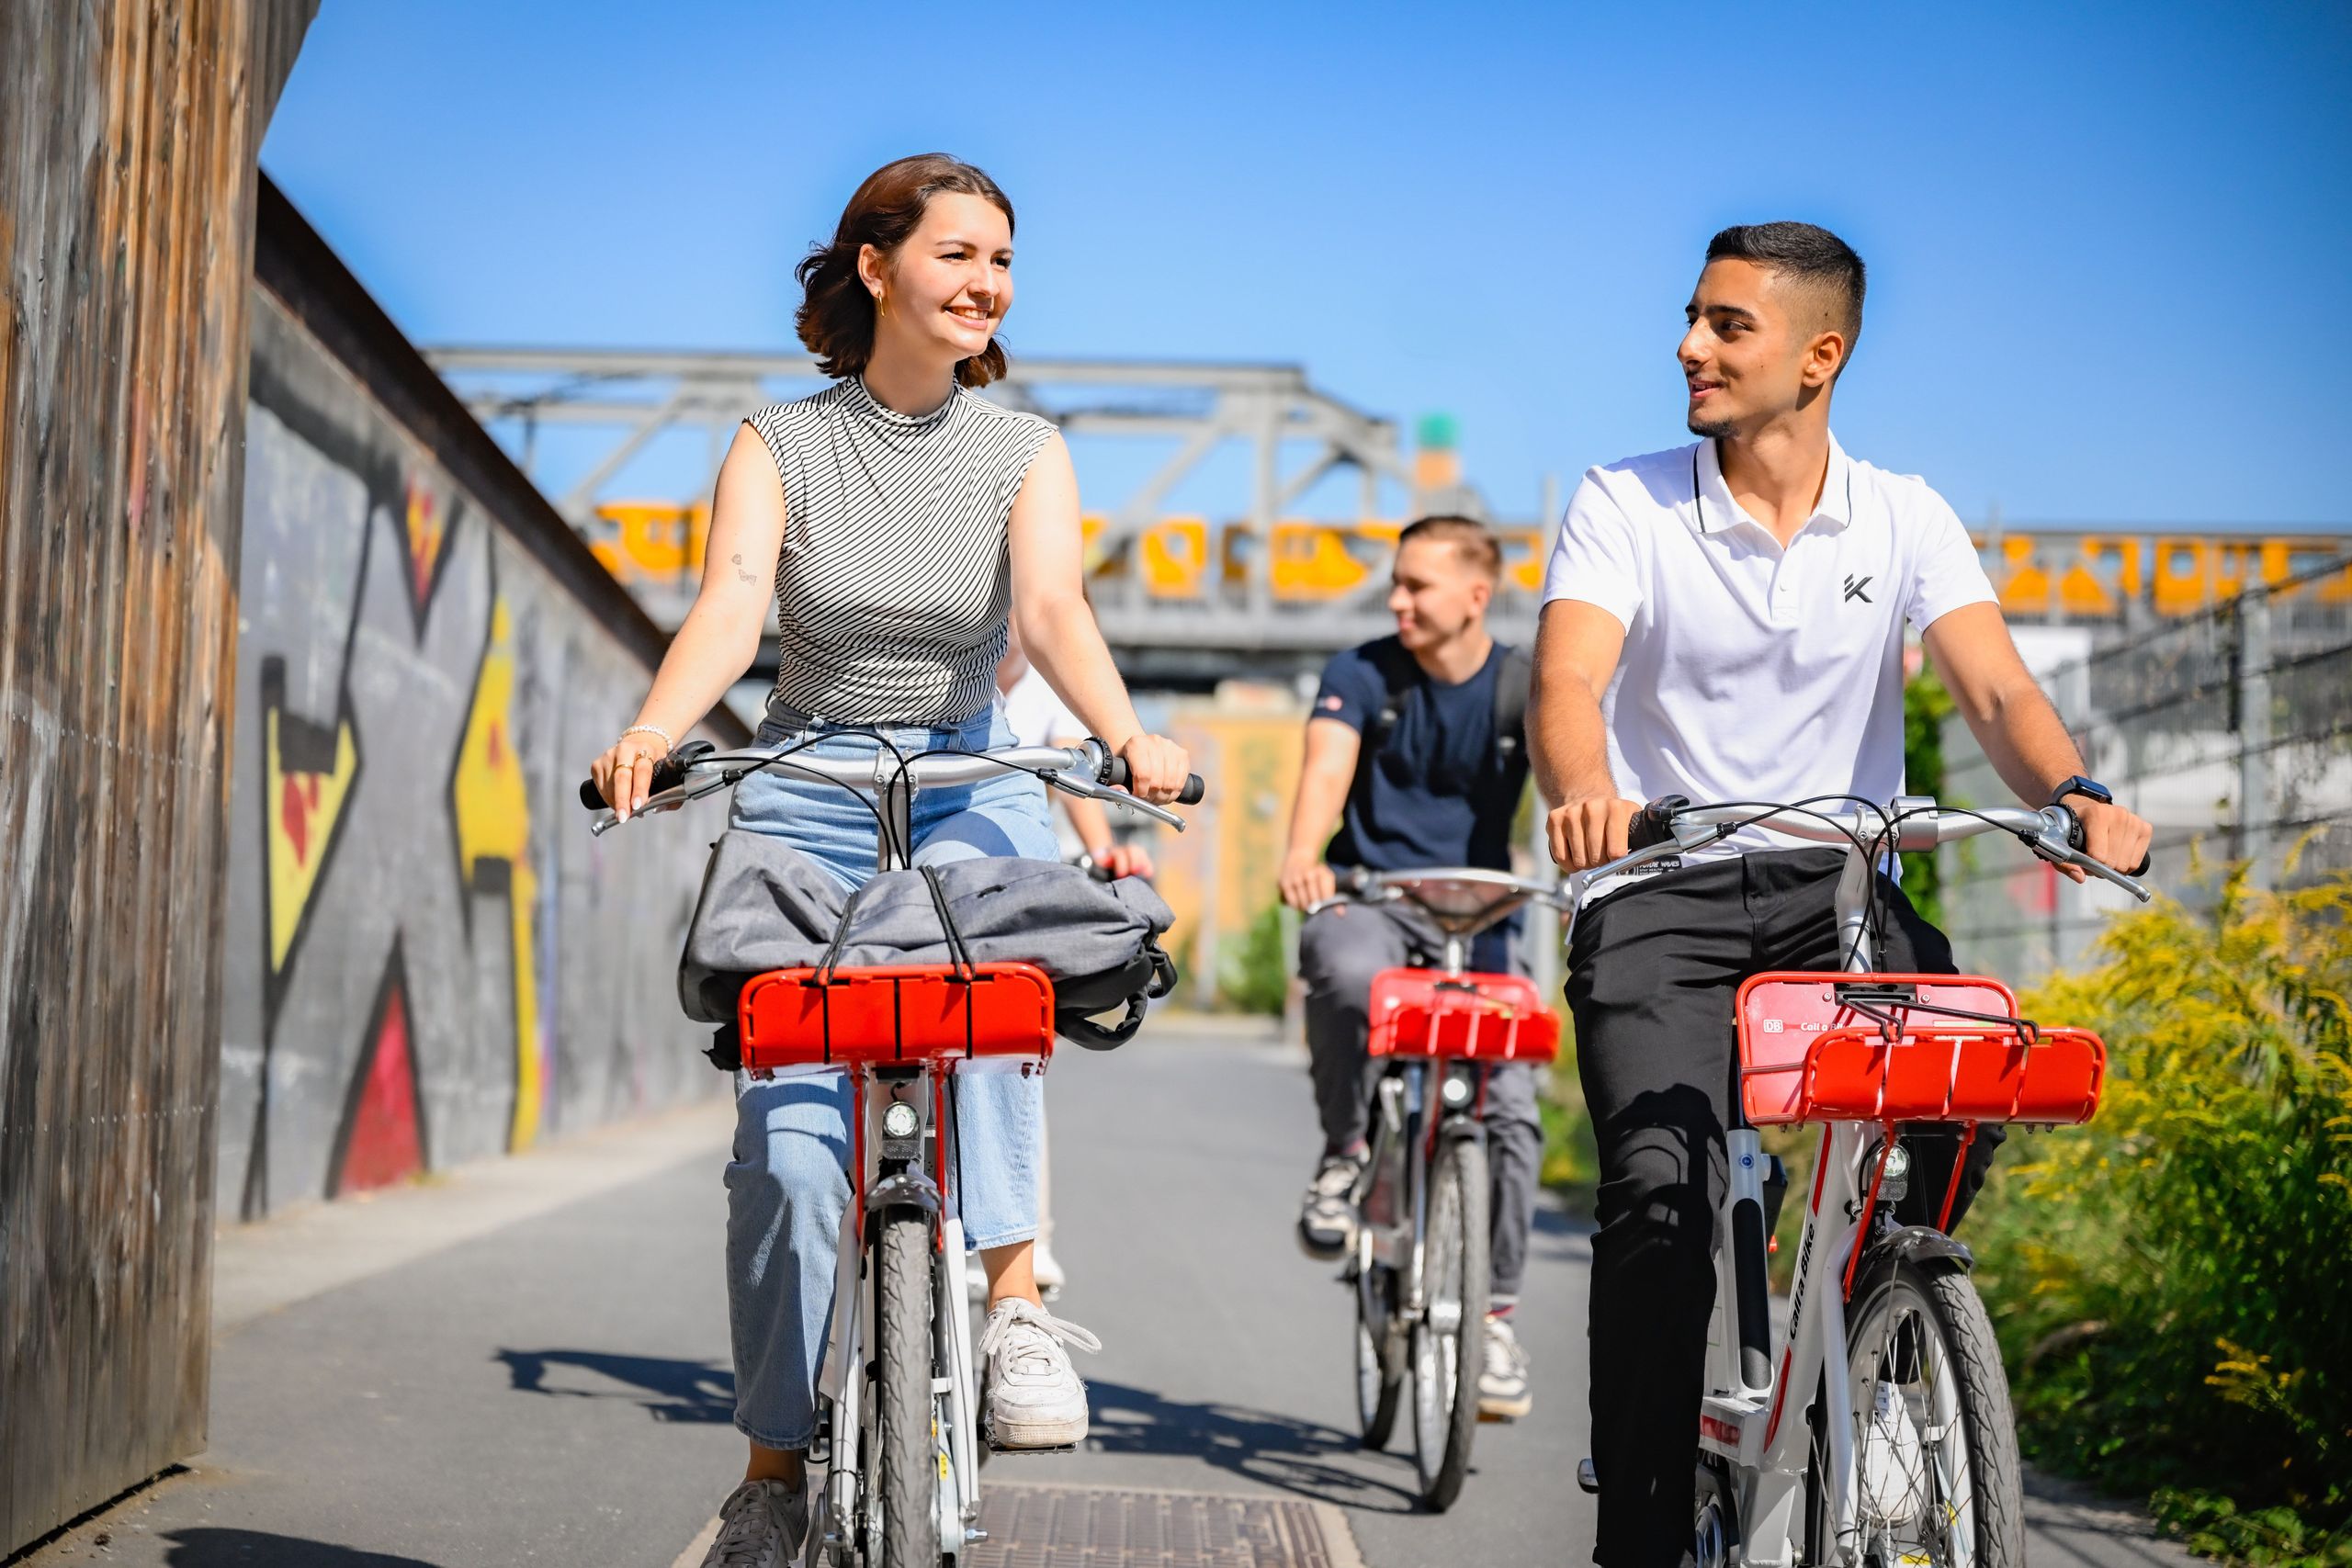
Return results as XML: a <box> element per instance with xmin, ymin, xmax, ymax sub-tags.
<box><xmin>1541</xmin><ymin>434</ymin><xmax>1996</xmax><ymax>865</ymax></box>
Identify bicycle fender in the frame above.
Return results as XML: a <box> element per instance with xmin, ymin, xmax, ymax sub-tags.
<box><xmin>865</xmin><ymin>1168</ymin><xmax>943</xmax><ymax>1213</ymax></box>
<box><xmin>1859</xmin><ymin>1224</ymin><xmax>1975</xmax><ymax>1279</ymax></box>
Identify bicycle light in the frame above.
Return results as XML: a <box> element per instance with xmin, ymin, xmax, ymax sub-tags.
<box><xmin>1876</xmin><ymin>1142</ymin><xmax>1911</xmax><ymax>1203</ymax></box>
<box><xmin>882</xmin><ymin>1100</ymin><xmax>921</xmax><ymax>1141</ymax></box>
<box><xmin>1442</xmin><ymin>1067</ymin><xmax>1476</xmax><ymax>1109</ymax></box>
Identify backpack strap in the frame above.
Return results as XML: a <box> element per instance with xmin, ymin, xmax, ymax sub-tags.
<box><xmin>1359</xmin><ymin>637</ymin><xmax>1420</xmax><ymax>760</ymax></box>
<box><xmin>1491</xmin><ymin>644</ymin><xmax>1532</xmax><ymax>776</ymax></box>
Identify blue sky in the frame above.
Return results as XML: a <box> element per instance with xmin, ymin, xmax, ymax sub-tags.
<box><xmin>263</xmin><ymin>1</ymin><xmax>2350</xmax><ymax>529</ymax></box>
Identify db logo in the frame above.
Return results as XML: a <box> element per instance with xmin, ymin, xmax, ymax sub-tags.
<box><xmin>1760</xmin><ymin>1018</ymin><xmax>1784</xmax><ymax>1033</ymax></box>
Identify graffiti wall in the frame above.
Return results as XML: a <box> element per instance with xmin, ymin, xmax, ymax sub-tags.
<box><xmin>220</xmin><ymin>201</ymin><xmax>734</xmax><ymax>1221</ymax></box>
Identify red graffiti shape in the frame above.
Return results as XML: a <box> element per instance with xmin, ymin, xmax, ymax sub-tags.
<box><xmin>280</xmin><ymin>773</ymin><xmax>322</xmax><ymax>866</ymax></box>
<box><xmin>341</xmin><ymin>988</ymin><xmax>424</xmax><ymax>1192</ymax></box>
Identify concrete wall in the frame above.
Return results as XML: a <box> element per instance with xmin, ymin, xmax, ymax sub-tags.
<box><xmin>0</xmin><ymin>1</ymin><xmax>314</xmax><ymax>1549</ymax></box>
<box><xmin>220</xmin><ymin>184</ymin><xmax>744</xmax><ymax>1220</ymax></box>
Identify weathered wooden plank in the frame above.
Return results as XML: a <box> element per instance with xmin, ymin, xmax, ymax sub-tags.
<box><xmin>0</xmin><ymin>0</ymin><xmax>314</xmax><ymax>1551</ymax></box>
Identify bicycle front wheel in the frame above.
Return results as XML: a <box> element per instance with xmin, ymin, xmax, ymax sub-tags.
<box><xmin>1837</xmin><ymin>1255</ymin><xmax>2024</xmax><ymax>1568</ymax></box>
<box><xmin>1411</xmin><ymin>1134</ymin><xmax>1489</xmax><ymax>1511</ymax></box>
<box><xmin>876</xmin><ymin>1208</ymin><xmax>942</xmax><ymax>1567</ymax></box>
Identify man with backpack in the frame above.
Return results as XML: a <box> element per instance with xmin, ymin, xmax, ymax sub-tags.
<box><xmin>1277</xmin><ymin>513</ymin><xmax>1545</xmax><ymax>1420</ymax></box>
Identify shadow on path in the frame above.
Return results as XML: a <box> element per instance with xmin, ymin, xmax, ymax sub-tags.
<box><xmin>1080</xmin><ymin>1379</ymin><xmax>1427</xmax><ymax>1515</ymax></box>
<box><xmin>494</xmin><ymin>1348</ymin><xmax>735</xmax><ymax>1425</ymax></box>
<box><xmin>164</xmin><ymin>1530</ymin><xmax>442</xmax><ymax>1567</ymax></box>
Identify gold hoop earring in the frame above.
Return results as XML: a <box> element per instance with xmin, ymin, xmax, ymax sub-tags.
<box><xmin>873</xmin><ymin>289</ymin><xmax>886</xmax><ymax>320</ymax></box>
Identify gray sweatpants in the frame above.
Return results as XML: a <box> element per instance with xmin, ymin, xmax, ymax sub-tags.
<box><xmin>1298</xmin><ymin>902</ymin><xmax>1544</xmax><ymax>1303</ymax></box>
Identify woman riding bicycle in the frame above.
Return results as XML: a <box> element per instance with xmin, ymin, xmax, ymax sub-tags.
<box><xmin>588</xmin><ymin>153</ymin><xmax>1189</xmax><ymax>1567</ymax></box>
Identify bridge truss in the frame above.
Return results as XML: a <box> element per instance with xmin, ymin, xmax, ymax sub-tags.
<box><xmin>423</xmin><ymin>347</ymin><xmax>1535</xmax><ymax>685</ymax></box>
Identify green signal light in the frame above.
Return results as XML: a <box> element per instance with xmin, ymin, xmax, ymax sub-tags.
<box><xmin>1416</xmin><ymin>413</ymin><xmax>1459</xmax><ymax>451</ymax></box>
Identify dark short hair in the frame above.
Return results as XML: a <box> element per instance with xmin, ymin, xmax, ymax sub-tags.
<box><xmin>1397</xmin><ymin>514</ymin><xmax>1500</xmax><ymax>581</ymax></box>
<box><xmin>797</xmin><ymin>154</ymin><xmax>1014</xmax><ymax>389</ymax></box>
<box><xmin>1705</xmin><ymin>221</ymin><xmax>1866</xmax><ymax>368</ymax></box>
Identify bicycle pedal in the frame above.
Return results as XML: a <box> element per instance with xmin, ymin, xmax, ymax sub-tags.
<box><xmin>983</xmin><ymin>1439</ymin><xmax>1079</xmax><ymax>1456</ymax></box>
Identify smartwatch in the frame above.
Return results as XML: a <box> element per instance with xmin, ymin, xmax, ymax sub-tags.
<box><xmin>2049</xmin><ymin>775</ymin><xmax>2112</xmax><ymax>808</ymax></box>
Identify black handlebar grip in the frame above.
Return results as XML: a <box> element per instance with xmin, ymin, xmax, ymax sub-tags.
<box><xmin>1625</xmin><ymin>794</ymin><xmax>1691</xmax><ymax>852</ymax></box>
<box><xmin>577</xmin><ymin>753</ymin><xmax>690</xmax><ymax>811</ymax></box>
<box><xmin>1100</xmin><ymin>755</ymin><xmax>1206</xmax><ymax>805</ymax></box>
<box><xmin>2054</xmin><ymin>803</ymin><xmax>2154</xmax><ymax>878</ymax></box>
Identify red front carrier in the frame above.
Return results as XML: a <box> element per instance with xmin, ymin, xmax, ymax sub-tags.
<box><xmin>1736</xmin><ymin>971</ymin><xmax>2106</xmax><ymax>1128</ymax></box>
<box><xmin>737</xmin><ymin>963</ymin><xmax>1058</xmax><ymax>1069</ymax></box>
<box><xmin>1367</xmin><ymin>968</ymin><xmax>1561</xmax><ymax>1065</ymax></box>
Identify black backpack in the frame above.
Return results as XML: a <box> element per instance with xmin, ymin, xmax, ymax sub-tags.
<box><xmin>1359</xmin><ymin>638</ymin><xmax>1532</xmax><ymax>786</ymax></box>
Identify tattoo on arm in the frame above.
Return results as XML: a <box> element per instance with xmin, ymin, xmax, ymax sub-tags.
<box><xmin>731</xmin><ymin>552</ymin><xmax>755</xmax><ymax>585</ymax></box>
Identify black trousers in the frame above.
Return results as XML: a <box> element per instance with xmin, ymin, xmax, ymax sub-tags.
<box><xmin>1565</xmin><ymin>850</ymin><xmax>2005</xmax><ymax>1568</ymax></box>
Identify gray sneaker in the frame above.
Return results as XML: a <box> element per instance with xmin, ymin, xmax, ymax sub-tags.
<box><xmin>1296</xmin><ymin>1154</ymin><xmax>1363</xmax><ymax>1259</ymax></box>
<box><xmin>701</xmin><ymin>1477</ymin><xmax>808</xmax><ymax>1568</ymax></box>
<box><xmin>1478</xmin><ymin>1314</ymin><xmax>1532</xmax><ymax>1420</ymax></box>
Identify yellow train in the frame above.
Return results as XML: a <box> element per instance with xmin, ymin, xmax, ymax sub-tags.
<box><xmin>587</xmin><ymin>502</ymin><xmax>2349</xmax><ymax>619</ymax></box>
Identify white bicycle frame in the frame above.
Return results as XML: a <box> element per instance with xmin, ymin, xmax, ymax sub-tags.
<box><xmin>1564</xmin><ymin>797</ymin><xmax>2148</xmax><ymax>1567</ymax></box>
<box><xmin>587</xmin><ymin>739</ymin><xmax>1191</xmax><ymax>1567</ymax></box>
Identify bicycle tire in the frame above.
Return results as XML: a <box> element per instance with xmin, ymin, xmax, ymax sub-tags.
<box><xmin>1355</xmin><ymin>1258</ymin><xmax>1403</xmax><ymax>1450</ymax></box>
<box><xmin>1413</xmin><ymin>1134</ymin><xmax>1489</xmax><ymax>1511</ymax></box>
<box><xmin>1835</xmin><ymin>1255</ymin><xmax>2025</xmax><ymax>1568</ymax></box>
<box><xmin>876</xmin><ymin>1208</ymin><xmax>942</xmax><ymax>1567</ymax></box>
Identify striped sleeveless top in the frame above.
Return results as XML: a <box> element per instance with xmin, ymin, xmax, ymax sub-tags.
<box><xmin>744</xmin><ymin>377</ymin><xmax>1057</xmax><ymax>726</ymax></box>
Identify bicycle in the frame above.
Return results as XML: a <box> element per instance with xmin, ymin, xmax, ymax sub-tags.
<box><xmin>581</xmin><ymin>736</ymin><xmax>1202</xmax><ymax>1567</ymax></box>
<box><xmin>1306</xmin><ymin>865</ymin><xmax>1566</xmax><ymax>1512</ymax></box>
<box><xmin>1564</xmin><ymin>793</ymin><xmax>2150</xmax><ymax>1567</ymax></box>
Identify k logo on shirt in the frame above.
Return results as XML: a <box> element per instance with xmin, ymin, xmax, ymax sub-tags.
<box><xmin>1843</xmin><ymin>574</ymin><xmax>1874</xmax><ymax>604</ymax></box>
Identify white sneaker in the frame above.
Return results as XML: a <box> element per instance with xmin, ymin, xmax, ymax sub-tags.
<box><xmin>978</xmin><ymin>1297</ymin><xmax>1100</xmax><ymax>1449</ymax></box>
<box><xmin>701</xmin><ymin>1477</ymin><xmax>808</xmax><ymax>1568</ymax></box>
<box><xmin>1477</xmin><ymin>1314</ymin><xmax>1532</xmax><ymax>1419</ymax></box>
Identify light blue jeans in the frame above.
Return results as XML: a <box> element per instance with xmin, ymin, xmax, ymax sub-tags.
<box><xmin>723</xmin><ymin>705</ymin><xmax>1057</xmax><ymax>1450</ymax></box>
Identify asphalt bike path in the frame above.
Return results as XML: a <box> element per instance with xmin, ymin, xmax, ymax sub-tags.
<box><xmin>20</xmin><ymin>1021</ymin><xmax>2191</xmax><ymax>1567</ymax></box>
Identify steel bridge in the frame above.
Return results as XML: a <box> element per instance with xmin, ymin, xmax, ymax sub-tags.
<box><xmin>423</xmin><ymin>347</ymin><xmax>1538</xmax><ymax>686</ymax></box>
<box><xmin>424</xmin><ymin>347</ymin><xmax>2352</xmax><ymax>690</ymax></box>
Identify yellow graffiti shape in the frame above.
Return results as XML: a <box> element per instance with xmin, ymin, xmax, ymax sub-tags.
<box><xmin>452</xmin><ymin>598</ymin><xmax>545</xmax><ymax>1153</ymax></box>
<box><xmin>265</xmin><ymin>706</ymin><xmax>359</xmax><ymax>976</ymax></box>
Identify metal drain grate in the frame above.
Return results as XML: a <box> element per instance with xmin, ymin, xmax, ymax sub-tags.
<box><xmin>967</xmin><ymin>1483</ymin><xmax>1363</xmax><ymax>1568</ymax></box>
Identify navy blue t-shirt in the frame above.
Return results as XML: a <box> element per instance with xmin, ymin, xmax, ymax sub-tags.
<box><xmin>1315</xmin><ymin>637</ymin><xmax>1532</xmax><ymax>965</ymax></box>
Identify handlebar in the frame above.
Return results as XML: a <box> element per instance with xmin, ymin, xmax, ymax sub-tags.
<box><xmin>577</xmin><ymin>737</ymin><xmax>1204</xmax><ymax>837</ymax></box>
<box><xmin>1585</xmin><ymin>795</ymin><xmax>2153</xmax><ymax>907</ymax></box>
<box><xmin>1306</xmin><ymin>864</ymin><xmax>1568</xmax><ymax>922</ymax></box>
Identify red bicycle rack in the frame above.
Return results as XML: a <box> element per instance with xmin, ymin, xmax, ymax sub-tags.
<box><xmin>1368</xmin><ymin>969</ymin><xmax>1561</xmax><ymax>1065</ymax></box>
<box><xmin>1735</xmin><ymin>971</ymin><xmax>2105</xmax><ymax>1129</ymax></box>
<box><xmin>737</xmin><ymin>963</ymin><xmax>1058</xmax><ymax>1069</ymax></box>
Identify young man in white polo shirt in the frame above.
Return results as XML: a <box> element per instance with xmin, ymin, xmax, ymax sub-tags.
<box><xmin>1532</xmin><ymin>221</ymin><xmax>2152</xmax><ymax>1566</ymax></box>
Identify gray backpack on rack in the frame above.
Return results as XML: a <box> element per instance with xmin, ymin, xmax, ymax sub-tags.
<box><xmin>679</xmin><ymin>828</ymin><xmax>1180</xmax><ymax>1061</ymax></box>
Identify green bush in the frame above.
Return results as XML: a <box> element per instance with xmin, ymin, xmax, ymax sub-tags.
<box><xmin>1904</xmin><ymin>662</ymin><xmax>1958</xmax><ymax>927</ymax></box>
<box><xmin>1967</xmin><ymin>863</ymin><xmax>2352</xmax><ymax>1564</ymax></box>
<box><xmin>1219</xmin><ymin>899</ymin><xmax>1290</xmax><ymax>1016</ymax></box>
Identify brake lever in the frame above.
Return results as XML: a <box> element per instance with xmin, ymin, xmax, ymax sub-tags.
<box><xmin>2024</xmin><ymin>819</ymin><xmax>2154</xmax><ymax>903</ymax></box>
<box><xmin>1044</xmin><ymin>770</ymin><xmax>1188</xmax><ymax>832</ymax></box>
<box><xmin>585</xmin><ymin>773</ymin><xmax>727</xmax><ymax>837</ymax></box>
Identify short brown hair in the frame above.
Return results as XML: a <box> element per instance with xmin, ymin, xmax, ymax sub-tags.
<box><xmin>1397</xmin><ymin>514</ymin><xmax>1500</xmax><ymax>581</ymax></box>
<box><xmin>796</xmin><ymin>154</ymin><xmax>1015</xmax><ymax>389</ymax></box>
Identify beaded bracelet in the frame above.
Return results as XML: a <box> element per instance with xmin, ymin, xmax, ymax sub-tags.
<box><xmin>618</xmin><ymin>722</ymin><xmax>675</xmax><ymax>755</ymax></box>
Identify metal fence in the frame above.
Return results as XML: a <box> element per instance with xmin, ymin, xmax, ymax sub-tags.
<box><xmin>1939</xmin><ymin>558</ymin><xmax>2352</xmax><ymax>985</ymax></box>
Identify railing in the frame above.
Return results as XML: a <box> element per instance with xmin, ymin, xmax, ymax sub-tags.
<box><xmin>1939</xmin><ymin>557</ymin><xmax>2352</xmax><ymax>984</ymax></box>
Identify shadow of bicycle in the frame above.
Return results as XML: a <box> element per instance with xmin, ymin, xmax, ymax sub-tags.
<box><xmin>163</xmin><ymin>1529</ymin><xmax>442</xmax><ymax>1566</ymax></box>
<box><xmin>1080</xmin><ymin>1378</ymin><xmax>1427</xmax><ymax>1515</ymax></box>
<box><xmin>493</xmin><ymin>1348</ymin><xmax>735</xmax><ymax>1424</ymax></box>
